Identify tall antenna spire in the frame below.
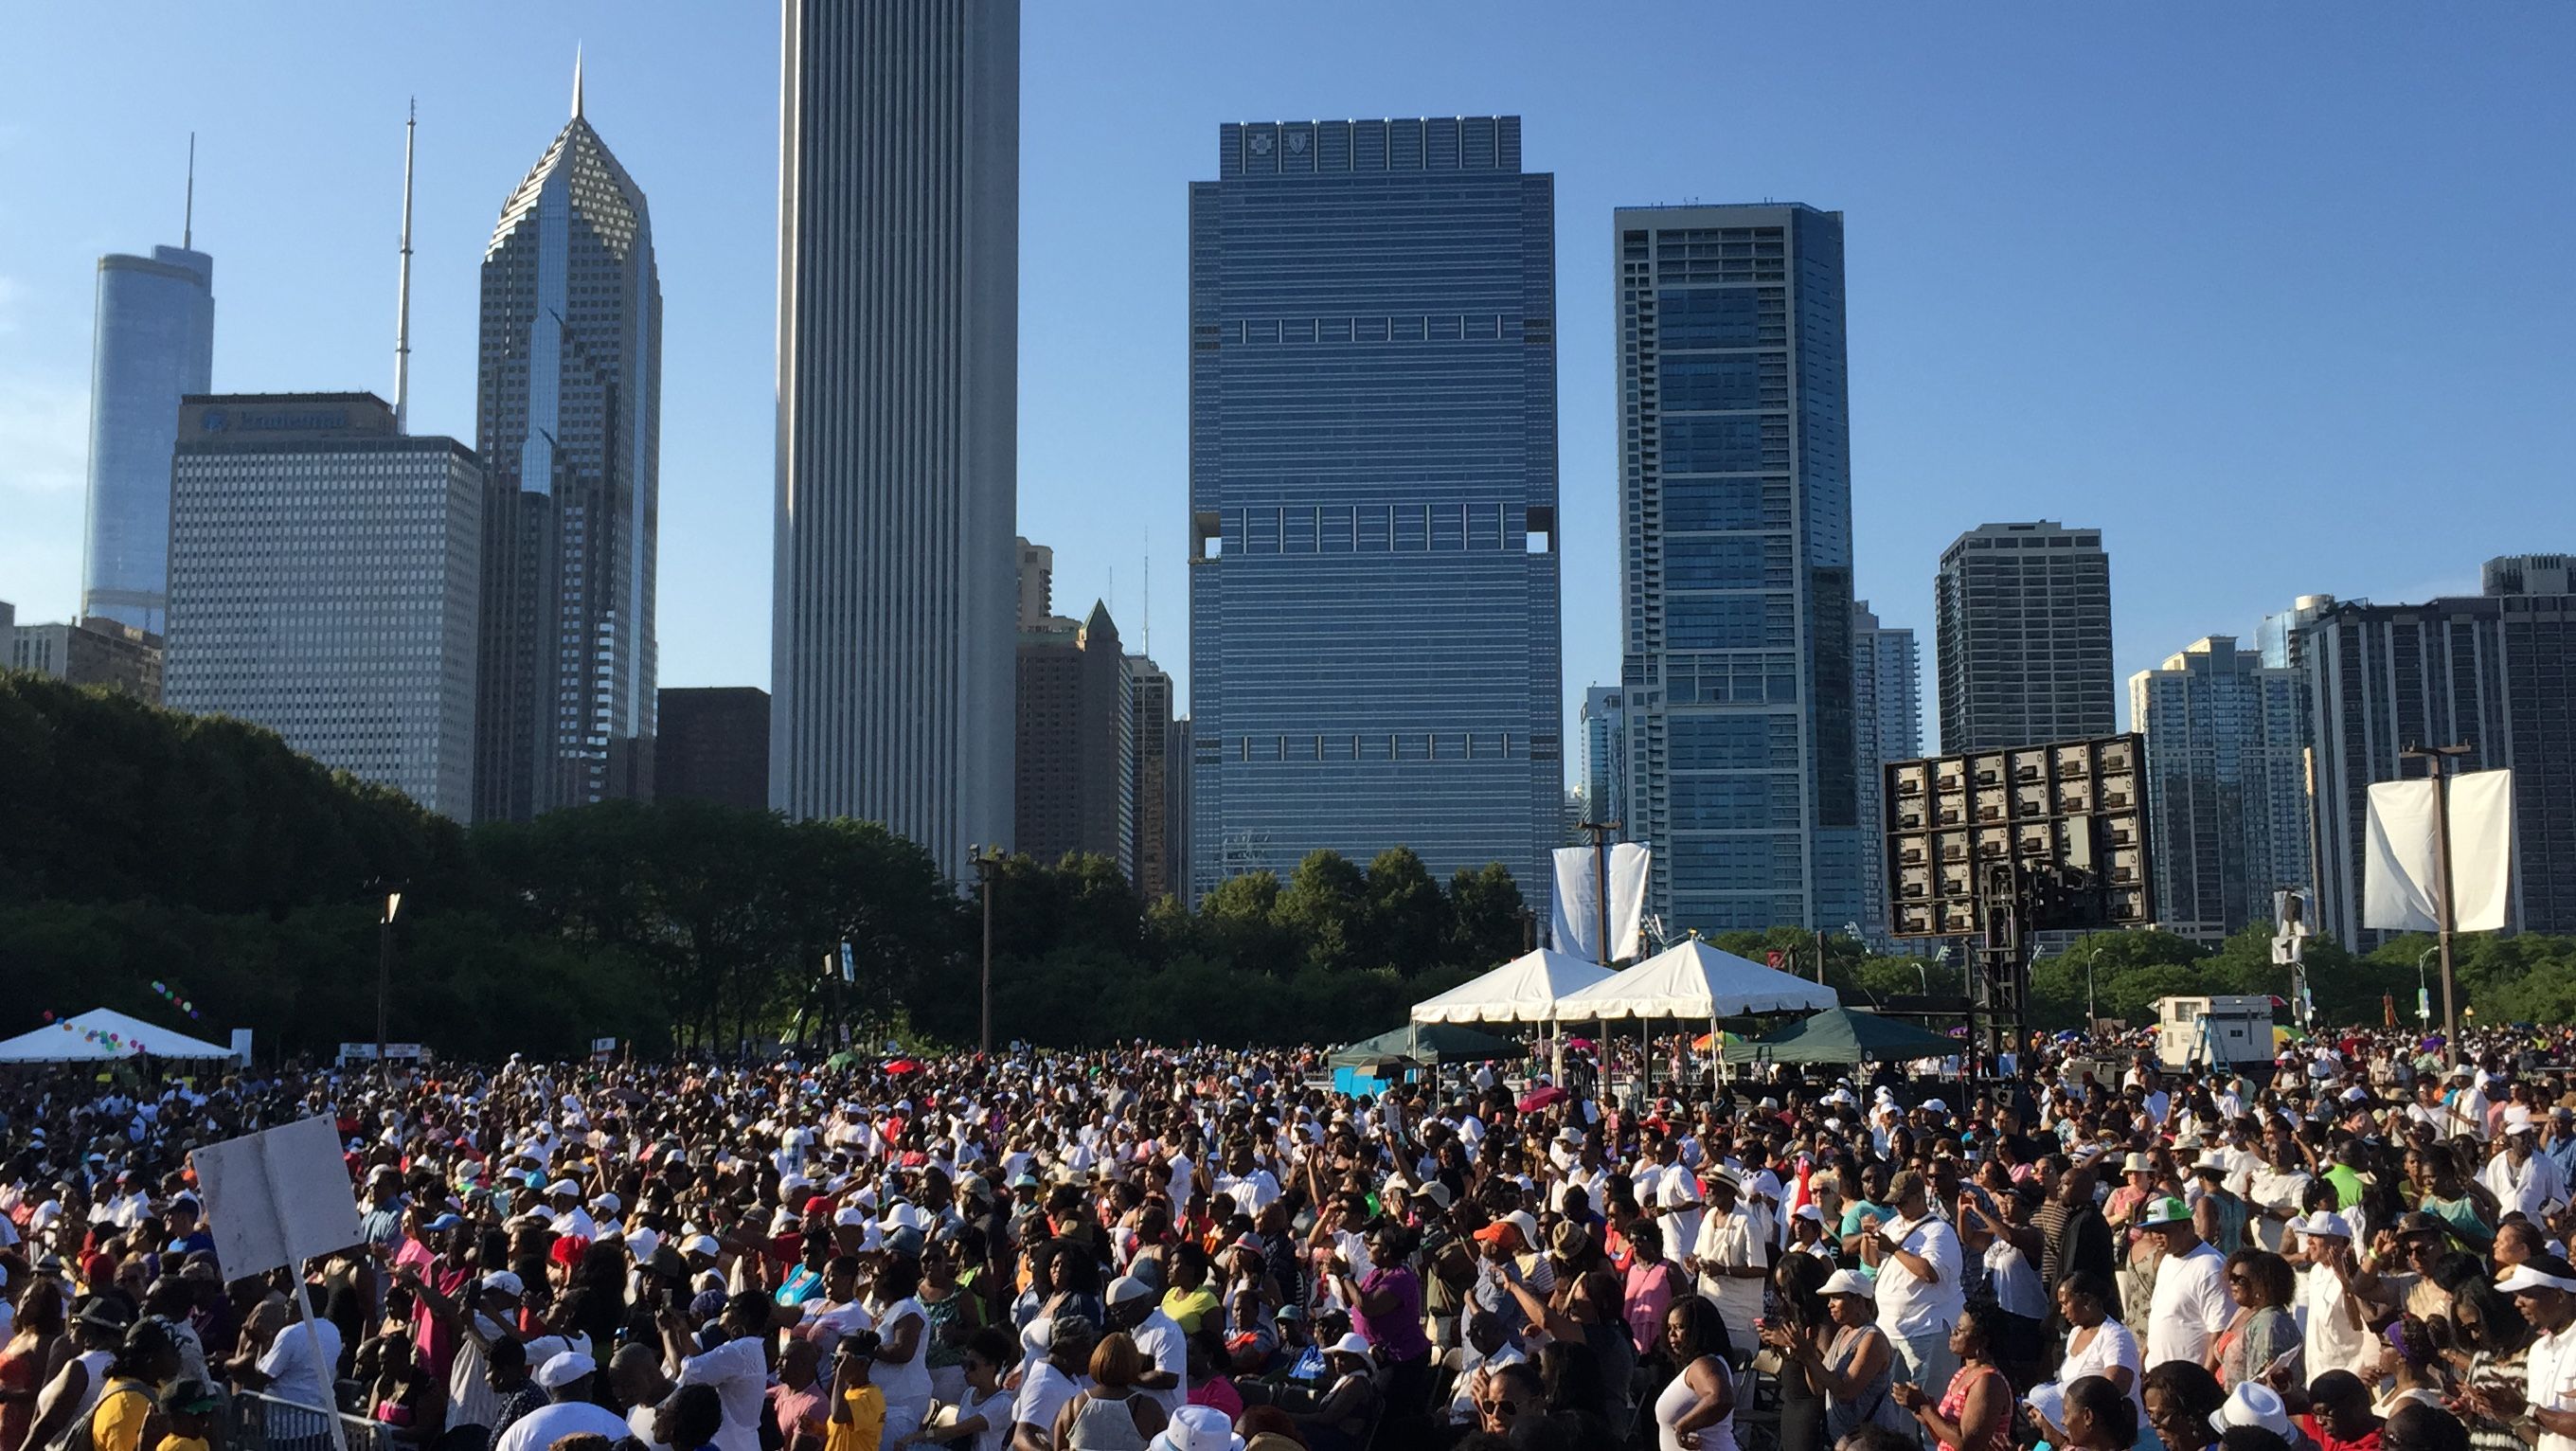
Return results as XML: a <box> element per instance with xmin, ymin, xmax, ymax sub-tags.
<box><xmin>183</xmin><ymin>133</ymin><xmax>195</xmax><ymax>249</ymax></box>
<box><xmin>1141</xmin><ymin>548</ymin><xmax>1151</xmax><ymax>656</ymax></box>
<box><xmin>394</xmin><ymin>99</ymin><xmax>416</xmax><ymax>433</ymax></box>
<box><xmin>571</xmin><ymin>45</ymin><xmax>584</xmax><ymax>120</ymax></box>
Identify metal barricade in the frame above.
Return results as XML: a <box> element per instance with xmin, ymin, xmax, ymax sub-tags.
<box><xmin>224</xmin><ymin>1390</ymin><xmax>402</xmax><ymax>1451</ymax></box>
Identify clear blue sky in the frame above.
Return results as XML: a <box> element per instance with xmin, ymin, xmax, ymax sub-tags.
<box><xmin>5</xmin><ymin>4</ymin><xmax>2571</xmax><ymax>761</ymax></box>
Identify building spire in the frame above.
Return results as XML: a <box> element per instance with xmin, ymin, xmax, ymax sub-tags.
<box><xmin>394</xmin><ymin>99</ymin><xmax>416</xmax><ymax>433</ymax></box>
<box><xmin>571</xmin><ymin>45</ymin><xmax>584</xmax><ymax>119</ymax></box>
<box><xmin>183</xmin><ymin>133</ymin><xmax>195</xmax><ymax>249</ymax></box>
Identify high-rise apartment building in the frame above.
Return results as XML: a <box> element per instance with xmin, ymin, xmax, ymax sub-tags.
<box><xmin>80</xmin><ymin>242</ymin><xmax>215</xmax><ymax>635</ymax></box>
<box><xmin>1015</xmin><ymin>602</ymin><xmax>1132</xmax><ymax>874</ymax></box>
<box><xmin>2299</xmin><ymin>561</ymin><xmax>2576</xmax><ymax>945</ymax></box>
<box><xmin>656</xmin><ymin>687</ymin><xmax>771</xmax><ymax>812</ymax></box>
<box><xmin>1617</xmin><ymin>203</ymin><xmax>1859</xmax><ymax>934</ymax></box>
<box><xmin>2258</xmin><ymin>593</ymin><xmax>2338</xmax><ymax>670</ymax></box>
<box><xmin>162</xmin><ymin>394</ymin><xmax>481</xmax><ymax>816</ymax></box>
<box><xmin>8</xmin><ymin>617</ymin><xmax>165</xmax><ymax>704</ymax></box>
<box><xmin>473</xmin><ymin>69</ymin><xmax>662</xmax><ymax>821</ymax></box>
<box><xmin>2130</xmin><ymin>636</ymin><xmax>2311</xmax><ymax>942</ymax></box>
<box><xmin>772</xmin><ymin>0</ymin><xmax>1018</xmax><ymax>877</ymax></box>
<box><xmin>1129</xmin><ymin>656</ymin><xmax>1182</xmax><ymax>900</ymax></box>
<box><xmin>1016</xmin><ymin>537</ymin><xmax>1054</xmax><ymax>631</ymax></box>
<box><xmin>1936</xmin><ymin>521</ymin><xmax>2115</xmax><ymax>752</ymax></box>
<box><xmin>1190</xmin><ymin>117</ymin><xmax>1561</xmax><ymax>904</ymax></box>
<box><xmin>1580</xmin><ymin>687</ymin><xmax>1626</xmax><ymax>829</ymax></box>
<box><xmin>1852</xmin><ymin>600</ymin><xmax>1922</xmax><ymax>940</ymax></box>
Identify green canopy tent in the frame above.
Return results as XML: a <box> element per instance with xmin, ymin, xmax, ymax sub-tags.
<box><xmin>1330</xmin><ymin>1022</ymin><xmax>1526</xmax><ymax>1071</ymax></box>
<box><xmin>1719</xmin><ymin>1007</ymin><xmax>1961</xmax><ymax>1066</ymax></box>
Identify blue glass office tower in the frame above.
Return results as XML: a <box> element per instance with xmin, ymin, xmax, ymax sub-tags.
<box><xmin>1617</xmin><ymin>205</ymin><xmax>1860</xmax><ymax>934</ymax></box>
<box><xmin>1189</xmin><ymin>117</ymin><xmax>1561</xmax><ymax>905</ymax></box>
<box><xmin>80</xmin><ymin>245</ymin><xmax>215</xmax><ymax>634</ymax></box>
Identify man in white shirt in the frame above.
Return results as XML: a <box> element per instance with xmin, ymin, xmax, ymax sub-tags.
<box><xmin>2140</xmin><ymin>1195</ymin><xmax>2230</xmax><ymax>1368</ymax></box>
<box><xmin>496</xmin><ymin>1353</ymin><xmax>634</xmax><ymax>1451</ymax></box>
<box><xmin>2460</xmin><ymin>1257</ymin><xmax>2576</xmax><ymax>1451</ymax></box>
<box><xmin>2484</xmin><ymin>1112</ymin><xmax>2571</xmax><ymax>1222</ymax></box>
<box><xmin>1446</xmin><ymin>1313</ymin><xmax>1526</xmax><ymax>1427</ymax></box>
<box><xmin>1107</xmin><ymin>1275</ymin><xmax>1189</xmax><ymax>1417</ymax></box>
<box><xmin>1689</xmin><ymin>1171</ymin><xmax>1767</xmax><ymax>1356</ymax></box>
<box><xmin>2291</xmin><ymin>1210</ymin><xmax>2370</xmax><ymax>1380</ymax></box>
<box><xmin>1012</xmin><ymin>1317</ymin><xmax>1096</xmax><ymax>1449</ymax></box>
<box><xmin>662</xmin><ymin>1293</ymin><xmax>776</xmax><ymax>1451</ymax></box>
<box><xmin>2245</xmin><ymin>1138</ymin><xmax>2313</xmax><ymax>1253</ymax></box>
<box><xmin>1864</xmin><ymin>1170</ymin><xmax>1965</xmax><ymax>1393</ymax></box>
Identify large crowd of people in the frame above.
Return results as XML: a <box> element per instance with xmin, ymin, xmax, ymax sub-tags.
<box><xmin>0</xmin><ymin>1023</ymin><xmax>2571</xmax><ymax>1451</ymax></box>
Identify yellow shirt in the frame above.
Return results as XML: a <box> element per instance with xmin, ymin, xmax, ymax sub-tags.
<box><xmin>1162</xmin><ymin>1285</ymin><xmax>1221</xmax><ymax>1335</ymax></box>
<box><xmin>89</xmin><ymin>1381</ymin><xmax>157</xmax><ymax>1451</ymax></box>
<box><xmin>825</xmin><ymin>1386</ymin><xmax>886</xmax><ymax>1451</ymax></box>
<box><xmin>156</xmin><ymin>1438</ymin><xmax>210</xmax><ymax>1451</ymax></box>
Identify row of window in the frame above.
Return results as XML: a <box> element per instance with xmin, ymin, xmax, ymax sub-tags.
<box><xmin>1200</xmin><ymin>315</ymin><xmax>1534</xmax><ymax>347</ymax></box>
<box><xmin>1217</xmin><ymin>502</ymin><xmax>1538</xmax><ymax>554</ymax></box>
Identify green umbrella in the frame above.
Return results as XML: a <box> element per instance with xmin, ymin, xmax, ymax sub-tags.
<box><xmin>1329</xmin><ymin>1022</ymin><xmax>1525</xmax><ymax>1069</ymax></box>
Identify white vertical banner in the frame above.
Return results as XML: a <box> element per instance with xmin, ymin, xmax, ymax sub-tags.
<box><xmin>2363</xmin><ymin>769</ymin><xmax>2513</xmax><ymax>932</ymax></box>
<box><xmin>1550</xmin><ymin>843</ymin><xmax>1652</xmax><ymax>963</ymax></box>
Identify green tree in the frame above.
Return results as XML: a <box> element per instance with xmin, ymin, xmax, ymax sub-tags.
<box><xmin>1276</xmin><ymin>851</ymin><xmax>1370</xmax><ymax>973</ymax></box>
<box><xmin>1444</xmin><ymin>863</ymin><xmax>1529</xmax><ymax>969</ymax></box>
<box><xmin>1365</xmin><ymin>847</ymin><xmax>1446</xmax><ymax>976</ymax></box>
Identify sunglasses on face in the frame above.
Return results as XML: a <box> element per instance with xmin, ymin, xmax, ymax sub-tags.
<box><xmin>1483</xmin><ymin>1401</ymin><xmax>1519</xmax><ymax>1418</ymax></box>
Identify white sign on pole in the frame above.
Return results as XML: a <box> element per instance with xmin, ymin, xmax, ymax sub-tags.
<box><xmin>194</xmin><ymin>1116</ymin><xmax>366</xmax><ymax>1276</ymax></box>
<box><xmin>2363</xmin><ymin>770</ymin><xmax>2513</xmax><ymax>932</ymax></box>
<box><xmin>839</xmin><ymin>941</ymin><xmax>856</xmax><ymax>983</ymax></box>
<box><xmin>1548</xmin><ymin>843</ymin><xmax>1652</xmax><ymax>963</ymax></box>
<box><xmin>589</xmin><ymin>1036</ymin><xmax>617</xmax><ymax>1055</ymax></box>
<box><xmin>192</xmin><ymin>1117</ymin><xmax>362</xmax><ymax>1447</ymax></box>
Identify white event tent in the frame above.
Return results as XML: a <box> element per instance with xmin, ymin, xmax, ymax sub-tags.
<box><xmin>0</xmin><ymin>1009</ymin><xmax>236</xmax><ymax>1064</ymax></box>
<box><xmin>1555</xmin><ymin>937</ymin><xmax>1838</xmax><ymax>1020</ymax></box>
<box><xmin>1409</xmin><ymin>948</ymin><xmax>1615</xmax><ymax>1025</ymax></box>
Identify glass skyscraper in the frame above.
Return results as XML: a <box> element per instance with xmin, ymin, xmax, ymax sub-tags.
<box><xmin>473</xmin><ymin>69</ymin><xmax>662</xmax><ymax>821</ymax></box>
<box><xmin>2130</xmin><ymin>636</ymin><xmax>2312</xmax><ymax>942</ymax></box>
<box><xmin>1616</xmin><ymin>204</ymin><xmax>1860</xmax><ymax>934</ymax></box>
<box><xmin>1852</xmin><ymin>600</ymin><xmax>1922</xmax><ymax>940</ymax></box>
<box><xmin>80</xmin><ymin>244</ymin><xmax>215</xmax><ymax>635</ymax></box>
<box><xmin>1188</xmin><ymin>117</ymin><xmax>1561</xmax><ymax>905</ymax></box>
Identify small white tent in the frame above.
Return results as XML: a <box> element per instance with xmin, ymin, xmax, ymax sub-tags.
<box><xmin>1409</xmin><ymin>949</ymin><xmax>1616</xmax><ymax>1025</ymax></box>
<box><xmin>1554</xmin><ymin>938</ymin><xmax>1837</xmax><ymax>1021</ymax></box>
<box><xmin>0</xmin><ymin>1009</ymin><xmax>236</xmax><ymax>1064</ymax></box>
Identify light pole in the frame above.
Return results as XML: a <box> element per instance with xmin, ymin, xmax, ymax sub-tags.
<box><xmin>2416</xmin><ymin>945</ymin><xmax>2437</xmax><ymax>1024</ymax></box>
<box><xmin>376</xmin><ymin>888</ymin><xmax>403</xmax><ymax>1076</ymax></box>
<box><xmin>968</xmin><ymin>847</ymin><xmax>1004</xmax><ymax>1056</ymax></box>
<box><xmin>2080</xmin><ymin>933</ymin><xmax>2100</xmax><ymax>1030</ymax></box>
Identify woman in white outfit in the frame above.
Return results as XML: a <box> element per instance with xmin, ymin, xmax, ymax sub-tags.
<box><xmin>1654</xmin><ymin>1297</ymin><xmax>1738</xmax><ymax>1451</ymax></box>
<box><xmin>868</xmin><ymin>1255</ymin><xmax>936</xmax><ymax>1442</ymax></box>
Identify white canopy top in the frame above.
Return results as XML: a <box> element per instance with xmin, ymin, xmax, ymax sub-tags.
<box><xmin>0</xmin><ymin>1009</ymin><xmax>235</xmax><ymax>1064</ymax></box>
<box><xmin>1553</xmin><ymin>938</ymin><xmax>1838</xmax><ymax>1021</ymax></box>
<box><xmin>1409</xmin><ymin>948</ymin><xmax>1616</xmax><ymax>1025</ymax></box>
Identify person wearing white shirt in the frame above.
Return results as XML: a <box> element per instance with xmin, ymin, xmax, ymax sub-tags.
<box><xmin>1688</xmin><ymin>1173</ymin><xmax>1766</xmax><ymax>1355</ymax></box>
<box><xmin>664</xmin><ymin>1293</ymin><xmax>777</xmax><ymax>1451</ymax></box>
<box><xmin>2460</xmin><ymin>1259</ymin><xmax>2576</xmax><ymax>1451</ymax></box>
<box><xmin>2140</xmin><ymin>1195</ymin><xmax>2230</xmax><ymax>1368</ymax></box>
<box><xmin>2485</xmin><ymin>1114</ymin><xmax>2572</xmax><ymax>1221</ymax></box>
<box><xmin>1863</xmin><ymin>1171</ymin><xmax>1965</xmax><ymax>1393</ymax></box>
<box><xmin>1011</xmin><ymin>1317</ymin><xmax>1096</xmax><ymax>1449</ymax></box>
<box><xmin>1106</xmin><ymin>1276</ymin><xmax>1189</xmax><ymax>1417</ymax></box>
<box><xmin>1446</xmin><ymin>1314</ymin><xmax>1526</xmax><ymax>1426</ymax></box>
<box><xmin>495</xmin><ymin>1354</ymin><xmax>633</xmax><ymax>1451</ymax></box>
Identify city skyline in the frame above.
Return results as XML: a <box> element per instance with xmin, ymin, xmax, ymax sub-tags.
<box><xmin>4</xmin><ymin>5</ymin><xmax>2573</xmax><ymax>789</ymax></box>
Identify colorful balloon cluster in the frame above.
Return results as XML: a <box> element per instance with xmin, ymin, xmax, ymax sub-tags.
<box><xmin>39</xmin><ymin>1011</ymin><xmax>144</xmax><ymax>1054</ymax></box>
<box><xmin>151</xmin><ymin>979</ymin><xmax>202</xmax><ymax>1019</ymax></box>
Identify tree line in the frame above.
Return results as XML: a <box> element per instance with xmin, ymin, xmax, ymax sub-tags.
<box><xmin>9</xmin><ymin>672</ymin><xmax>2574</xmax><ymax>1062</ymax></box>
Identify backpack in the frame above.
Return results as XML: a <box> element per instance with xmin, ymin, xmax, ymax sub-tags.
<box><xmin>64</xmin><ymin>1383</ymin><xmax>155</xmax><ymax>1451</ymax></box>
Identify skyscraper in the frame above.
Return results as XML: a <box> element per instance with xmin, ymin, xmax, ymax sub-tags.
<box><xmin>1129</xmin><ymin>656</ymin><xmax>1182</xmax><ymax>901</ymax></box>
<box><xmin>1936</xmin><ymin>521</ymin><xmax>2115</xmax><ymax>752</ymax></box>
<box><xmin>163</xmin><ymin>394</ymin><xmax>482</xmax><ymax>816</ymax></box>
<box><xmin>1016</xmin><ymin>537</ymin><xmax>1054</xmax><ymax>630</ymax></box>
<box><xmin>8</xmin><ymin>618</ymin><xmax>163</xmax><ymax>704</ymax></box>
<box><xmin>773</xmin><ymin>0</ymin><xmax>1017</xmax><ymax>877</ymax></box>
<box><xmin>80</xmin><ymin>236</ymin><xmax>214</xmax><ymax>635</ymax></box>
<box><xmin>1014</xmin><ymin>602</ymin><xmax>1132</xmax><ymax>874</ymax></box>
<box><xmin>657</xmin><ymin>687</ymin><xmax>771</xmax><ymax>812</ymax></box>
<box><xmin>1580</xmin><ymin>687</ymin><xmax>1626</xmax><ymax>829</ymax></box>
<box><xmin>1190</xmin><ymin>117</ymin><xmax>1561</xmax><ymax>905</ymax></box>
<box><xmin>2299</xmin><ymin>562</ymin><xmax>2576</xmax><ymax>945</ymax></box>
<box><xmin>1616</xmin><ymin>203</ymin><xmax>1859</xmax><ymax>934</ymax></box>
<box><xmin>1852</xmin><ymin>600</ymin><xmax>1922</xmax><ymax>940</ymax></box>
<box><xmin>472</xmin><ymin>62</ymin><xmax>663</xmax><ymax>822</ymax></box>
<box><xmin>2130</xmin><ymin>636</ymin><xmax>2312</xmax><ymax>942</ymax></box>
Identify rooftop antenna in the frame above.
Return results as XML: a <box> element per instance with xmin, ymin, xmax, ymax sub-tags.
<box><xmin>183</xmin><ymin>134</ymin><xmax>195</xmax><ymax>249</ymax></box>
<box><xmin>393</xmin><ymin>99</ymin><xmax>415</xmax><ymax>433</ymax></box>
<box><xmin>572</xmin><ymin>45</ymin><xmax>584</xmax><ymax>120</ymax></box>
<box><xmin>1141</xmin><ymin>548</ymin><xmax>1150</xmax><ymax>656</ymax></box>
